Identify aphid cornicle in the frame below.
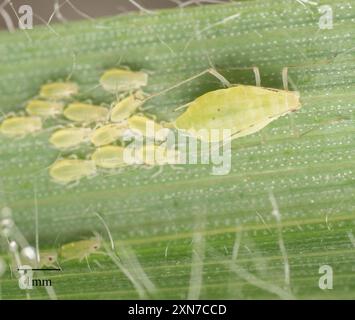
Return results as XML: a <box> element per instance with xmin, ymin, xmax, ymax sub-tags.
<box><xmin>64</xmin><ymin>103</ymin><xmax>109</xmax><ymax>123</ymax></box>
<box><xmin>49</xmin><ymin>127</ymin><xmax>92</xmax><ymax>150</ymax></box>
<box><xmin>60</xmin><ymin>236</ymin><xmax>101</xmax><ymax>262</ymax></box>
<box><xmin>39</xmin><ymin>82</ymin><xmax>79</xmax><ymax>100</ymax></box>
<box><xmin>49</xmin><ymin>159</ymin><xmax>97</xmax><ymax>184</ymax></box>
<box><xmin>100</xmin><ymin>68</ymin><xmax>148</xmax><ymax>93</ymax></box>
<box><xmin>91</xmin><ymin>145</ymin><xmax>127</xmax><ymax>169</ymax></box>
<box><xmin>26</xmin><ymin>100</ymin><xmax>64</xmax><ymax>118</ymax></box>
<box><xmin>0</xmin><ymin>116</ymin><xmax>42</xmax><ymax>138</ymax></box>
<box><xmin>110</xmin><ymin>91</ymin><xmax>145</xmax><ymax>123</ymax></box>
<box><xmin>90</xmin><ymin>123</ymin><xmax>128</xmax><ymax>147</ymax></box>
<box><xmin>163</xmin><ymin>68</ymin><xmax>301</xmax><ymax>142</ymax></box>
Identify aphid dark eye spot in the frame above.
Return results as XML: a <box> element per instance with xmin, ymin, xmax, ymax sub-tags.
<box><xmin>217</xmin><ymin>108</ymin><xmax>221</xmax><ymax>112</ymax></box>
<box><xmin>249</xmin><ymin>124</ymin><xmax>255</xmax><ymax>128</ymax></box>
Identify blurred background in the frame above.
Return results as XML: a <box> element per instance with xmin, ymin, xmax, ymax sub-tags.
<box><xmin>0</xmin><ymin>0</ymin><xmax>229</xmax><ymax>30</ymax></box>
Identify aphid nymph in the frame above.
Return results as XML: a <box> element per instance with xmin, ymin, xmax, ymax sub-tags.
<box><xmin>49</xmin><ymin>127</ymin><xmax>92</xmax><ymax>150</ymax></box>
<box><xmin>39</xmin><ymin>82</ymin><xmax>79</xmax><ymax>100</ymax></box>
<box><xmin>49</xmin><ymin>159</ymin><xmax>97</xmax><ymax>184</ymax></box>
<box><xmin>90</xmin><ymin>123</ymin><xmax>128</xmax><ymax>147</ymax></box>
<box><xmin>100</xmin><ymin>68</ymin><xmax>148</xmax><ymax>93</ymax></box>
<box><xmin>0</xmin><ymin>116</ymin><xmax>42</xmax><ymax>138</ymax></box>
<box><xmin>39</xmin><ymin>251</ymin><xmax>59</xmax><ymax>268</ymax></box>
<box><xmin>91</xmin><ymin>145</ymin><xmax>127</xmax><ymax>169</ymax></box>
<box><xmin>64</xmin><ymin>103</ymin><xmax>109</xmax><ymax>123</ymax></box>
<box><xmin>60</xmin><ymin>235</ymin><xmax>102</xmax><ymax>262</ymax></box>
<box><xmin>127</xmin><ymin>114</ymin><xmax>169</xmax><ymax>142</ymax></box>
<box><xmin>110</xmin><ymin>90</ymin><xmax>145</xmax><ymax>123</ymax></box>
<box><xmin>26</xmin><ymin>99</ymin><xmax>64</xmax><ymax>118</ymax></box>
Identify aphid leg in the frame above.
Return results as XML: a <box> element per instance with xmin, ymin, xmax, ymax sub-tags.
<box><xmin>208</xmin><ymin>68</ymin><xmax>231</xmax><ymax>87</ymax></box>
<box><xmin>0</xmin><ymin>110</ymin><xmax>16</xmax><ymax>120</ymax></box>
<box><xmin>151</xmin><ymin>166</ymin><xmax>164</xmax><ymax>179</ymax></box>
<box><xmin>253</xmin><ymin>67</ymin><xmax>261</xmax><ymax>87</ymax></box>
<box><xmin>282</xmin><ymin>67</ymin><xmax>289</xmax><ymax>91</ymax></box>
<box><xmin>145</xmin><ymin>68</ymin><xmax>231</xmax><ymax>103</ymax></box>
<box><xmin>85</xmin><ymin>256</ymin><xmax>92</xmax><ymax>271</ymax></box>
<box><xmin>66</xmin><ymin>180</ymin><xmax>80</xmax><ymax>189</ymax></box>
<box><xmin>231</xmin><ymin>65</ymin><xmax>262</xmax><ymax>86</ymax></box>
<box><xmin>174</xmin><ymin>102</ymin><xmax>191</xmax><ymax>112</ymax></box>
<box><xmin>66</xmin><ymin>52</ymin><xmax>77</xmax><ymax>81</ymax></box>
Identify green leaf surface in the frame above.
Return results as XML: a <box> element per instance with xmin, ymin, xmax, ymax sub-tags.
<box><xmin>0</xmin><ymin>0</ymin><xmax>354</xmax><ymax>299</ymax></box>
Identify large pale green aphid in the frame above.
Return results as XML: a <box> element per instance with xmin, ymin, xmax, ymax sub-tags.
<box><xmin>49</xmin><ymin>159</ymin><xmax>97</xmax><ymax>184</ymax></box>
<box><xmin>60</xmin><ymin>236</ymin><xmax>101</xmax><ymax>262</ymax></box>
<box><xmin>100</xmin><ymin>68</ymin><xmax>148</xmax><ymax>93</ymax></box>
<box><xmin>160</xmin><ymin>68</ymin><xmax>301</xmax><ymax>142</ymax></box>
<box><xmin>0</xmin><ymin>116</ymin><xmax>42</xmax><ymax>138</ymax></box>
<box><xmin>39</xmin><ymin>82</ymin><xmax>79</xmax><ymax>100</ymax></box>
<box><xmin>169</xmin><ymin>86</ymin><xmax>300</xmax><ymax>142</ymax></box>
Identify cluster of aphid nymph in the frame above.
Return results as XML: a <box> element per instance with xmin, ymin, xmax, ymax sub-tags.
<box><xmin>0</xmin><ymin>68</ymin><xmax>182</xmax><ymax>185</ymax></box>
<box><xmin>0</xmin><ymin>66</ymin><xmax>302</xmax><ymax>184</ymax></box>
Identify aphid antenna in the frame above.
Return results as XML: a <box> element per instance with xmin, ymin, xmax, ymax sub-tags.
<box><xmin>143</xmin><ymin>67</ymin><xmax>231</xmax><ymax>104</ymax></box>
<box><xmin>49</xmin><ymin>0</ymin><xmax>67</xmax><ymax>24</ymax></box>
<box><xmin>183</xmin><ymin>11</ymin><xmax>240</xmax><ymax>51</ymax></box>
<box><xmin>63</xmin><ymin>0</ymin><xmax>95</xmax><ymax>22</ymax></box>
<box><xmin>93</xmin><ymin>212</ymin><xmax>115</xmax><ymax>252</ymax></box>
<box><xmin>128</xmin><ymin>0</ymin><xmax>156</xmax><ymax>15</ymax></box>
<box><xmin>81</xmin><ymin>83</ymin><xmax>102</xmax><ymax>96</ymax></box>
<box><xmin>0</xmin><ymin>0</ymin><xmax>14</xmax><ymax>32</ymax></box>
<box><xmin>32</xmin><ymin>12</ymin><xmax>60</xmax><ymax>37</ymax></box>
